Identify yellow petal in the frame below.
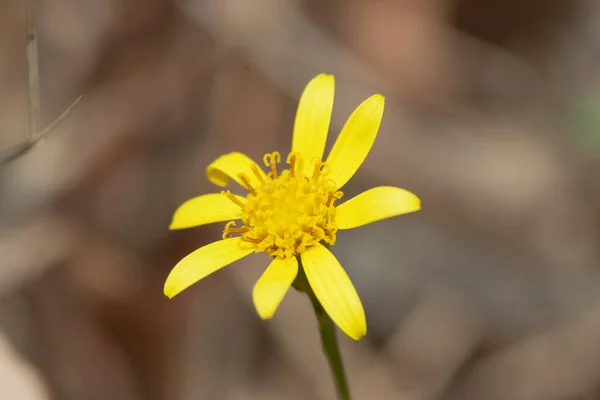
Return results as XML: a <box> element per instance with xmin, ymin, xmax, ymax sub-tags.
<box><xmin>326</xmin><ymin>94</ymin><xmax>385</xmax><ymax>189</ymax></box>
<box><xmin>169</xmin><ymin>193</ymin><xmax>244</xmax><ymax>230</ymax></box>
<box><xmin>301</xmin><ymin>244</ymin><xmax>366</xmax><ymax>340</ymax></box>
<box><xmin>336</xmin><ymin>186</ymin><xmax>421</xmax><ymax>230</ymax></box>
<box><xmin>164</xmin><ymin>238</ymin><xmax>252</xmax><ymax>298</ymax></box>
<box><xmin>206</xmin><ymin>152</ymin><xmax>266</xmax><ymax>190</ymax></box>
<box><xmin>292</xmin><ymin>74</ymin><xmax>335</xmax><ymax>176</ymax></box>
<box><xmin>252</xmin><ymin>257</ymin><xmax>298</xmax><ymax>319</ymax></box>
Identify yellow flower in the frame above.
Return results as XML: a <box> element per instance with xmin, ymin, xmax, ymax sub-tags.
<box><xmin>165</xmin><ymin>74</ymin><xmax>421</xmax><ymax>340</ymax></box>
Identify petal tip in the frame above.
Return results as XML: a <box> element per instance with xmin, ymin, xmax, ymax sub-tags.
<box><xmin>257</xmin><ymin>310</ymin><xmax>275</xmax><ymax>320</ymax></box>
<box><xmin>410</xmin><ymin>193</ymin><xmax>422</xmax><ymax>212</ymax></box>
<box><xmin>164</xmin><ymin>274</ymin><xmax>185</xmax><ymax>299</ymax></box>
<box><xmin>314</xmin><ymin>73</ymin><xmax>334</xmax><ymax>82</ymax></box>
<box><xmin>168</xmin><ymin>214</ymin><xmax>189</xmax><ymax>230</ymax></box>
<box><xmin>343</xmin><ymin>328</ymin><xmax>366</xmax><ymax>341</ymax></box>
<box><xmin>391</xmin><ymin>186</ymin><xmax>422</xmax><ymax>214</ymax></box>
<box><xmin>163</xmin><ymin>286</ymin><xmax>178</xmax><ymax>299</ymax></box>
<box><xmin>168</xmin><ymin>217</ymin><xmax>190</xmax><ymax>230</ymax></box>
<box><xmin>205</xmin><ymin>166</ymin><xmax>230</xmax><ymax>187</ymax></box>
<box><xmin>307</xmin><ymin>73</ymin><xmax>335</xmax><ymax>93</ymax></box>
<box><xmin>252</xmin><ymin>288</ymin><xmax>278</xmax><ymax>321</ymax></box>
<box><xmin>369</xmin><ymin>93</ymin><xmax>385</xmax><ymax>107</ymax></box>
<box><xmin>348</xmin><ymin>323</ymin><xmax>367</xmax><ymax>341</ymax></box>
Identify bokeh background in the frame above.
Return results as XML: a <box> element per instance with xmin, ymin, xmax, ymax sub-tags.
<box><xmin>1</xmin><ymin>0</ymin><xmax>600</xmax><ymax>399</ymax></box>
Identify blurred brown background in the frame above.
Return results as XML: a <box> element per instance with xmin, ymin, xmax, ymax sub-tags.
<box><xmin>1</xmin><ymin>0</ymin><xmax>600</xmax><ymax>399</ymax></box>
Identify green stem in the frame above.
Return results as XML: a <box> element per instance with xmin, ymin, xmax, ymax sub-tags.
<box><xmin>308</xmin><ymin>289</ymin><xmax>351</xmax><ymax>400</ymax></box>
<box><xmin>293</xmin><ymin>258</ymin><xmax>351</xmax><ymax>400</ymax></box>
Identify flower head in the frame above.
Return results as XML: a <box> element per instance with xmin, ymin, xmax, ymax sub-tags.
<box><xmin>165</xmin><ymin>74</ymin><xmax>421</xmax><ymax>340</ymax></box>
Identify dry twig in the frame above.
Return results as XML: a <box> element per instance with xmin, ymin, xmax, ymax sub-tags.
<box><xmin>0</xmin><ymin>3</ymin><xmax>83</xmax><ymax>167</ymax></box>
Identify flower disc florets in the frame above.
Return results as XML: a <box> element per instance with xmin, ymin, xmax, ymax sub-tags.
<box><xmin>222</xmin><ymin>151</ymin><xmax>343</xmax><ymax>259</ymax></box>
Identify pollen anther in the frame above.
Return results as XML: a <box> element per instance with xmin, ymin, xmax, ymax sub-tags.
<box><xmin>286</xmin><ymin>152</ymin><xmax>300</xmax><ymax>177</ymax></box>
<box><xmin>222</xmin><ymin>221</ymin><xmax>250</xmax><ymax>239</ymax></box>
<box><xmin>232</xmin><ymin>150</ymin><xmax>339</xmax><ymax>258</ymax></box>
<box><xmin>312</xmin><ymin>159</ymin><xmax>329</xmax><ymax>181</ymax></box>
<box><xmin>221</xmin><ymin>190</ymin><xmax>245</xmax><ymax>208</ymax></box>
<box><xmin>238</xmin><ymin>173</ymin><xmax>256</xmax><ymax>195</ymax></box>
<box><xmin>326</xmin><ymin>190</ymin><xmax>344</xmax><ymax>207</ymax></box>
<box><xmin>263</xmin><ymin>152</ymin><xmax>281</xmax><ymax>178</ymax></box>
<box><xmin>222</xmin><ymin>221</ymin><xmax>236</xmax><ymax>239</ymax></box>
<box><xmin>326</xmin><ymin>192</ymin><xmax>334</xmax><ymax>207</ymax></box>
<box><xmin>243</xmin><ymin>236</ymin><xmax>262</xmax><ymax>244</ymax></box>
<box><xmin>250</xmin><ymin>164</ymin><xmax>264</xmax><ymax>183</ymax></box>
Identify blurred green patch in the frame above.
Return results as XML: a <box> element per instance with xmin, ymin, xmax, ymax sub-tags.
<box><xmin>571</xmin><ymin>91</ymin><xmax>600</xmax><ymax>157</ymax></box>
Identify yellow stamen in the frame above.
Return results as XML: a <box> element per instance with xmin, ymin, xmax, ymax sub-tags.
<box><xmin>238</xmin><ymin>173</ymin><xmax>256</xmax><ymax>195</ymax></box>
<box><xmin>309</xmin><ymin>156</ymin><xmax>321</xmax><ymax>165</ymax></box>
<box><xmin>312</xmin><ymin>160</ymin><xmax>322</xmax><ymax>181</ymax></box>
<box><xmin>222</xmin><ymin>221</ymin><xmax>250</xmax><ymax>239</ymax></box>
<box><xmin>326</xmin><ymin>192</ymin><xmax>334</xmax><ymax>207</ymax></box>
<box><xmin>221</xmin><ymin>190</ymin><xmax>245</xmax><ymax>208</ymax></box>
<box><xmin>222</xmin><ymin>221</ymin><xmax>236</xmax><ymax>239</ymax></box>
<box><xmin>263</xmin><ymin>152</ymin><xmax>280</xmax><ymax>179</ymax></box>
<box><xmin>332</xmin><ymin>191</ymin><xmax>344</xmax><ymax>206</ymax></box>
<box><xmin>243</xmin><ymin>236</ymin><xmax>262</xmax><ymax>244</ymax></box>
<box><xmin>229</xmin><ymin>227</ymin><xmax>250</xmax><ymax>233</ymax></box>
<box><xmin>286</xmin><ymin>152</ymin><xmax>300</xmax><ymax>177</ymax></box>
<box><xmin>227</xmin><ymin>150</ymin><xmax>339</xmax><ymax>258</ymax></box>
<box><xmin>250</xmin><ymin>164</ymin><xmax>264</xmax><ymax>184</ymax></box>
<box><xmin>326</xmin><ymin>191</ymin><xmax>344</xmax><ymax>207</ymax></box>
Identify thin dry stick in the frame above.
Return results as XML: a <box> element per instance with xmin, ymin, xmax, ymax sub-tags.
<box><xmin>27</xmin><ymin>3</ymin><xmax>40</xmax><ymax>138</ymax></box>
<box><xmin>0</xmin><ymin>3</ymin><xmax>83</xmax><ymax>167</ymax></box>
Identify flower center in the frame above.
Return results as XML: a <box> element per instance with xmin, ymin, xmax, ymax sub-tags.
<box><xmin>222</xmin><ymin>151</ymin><xmax>343</xmax><ymax>259</ymax></box>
